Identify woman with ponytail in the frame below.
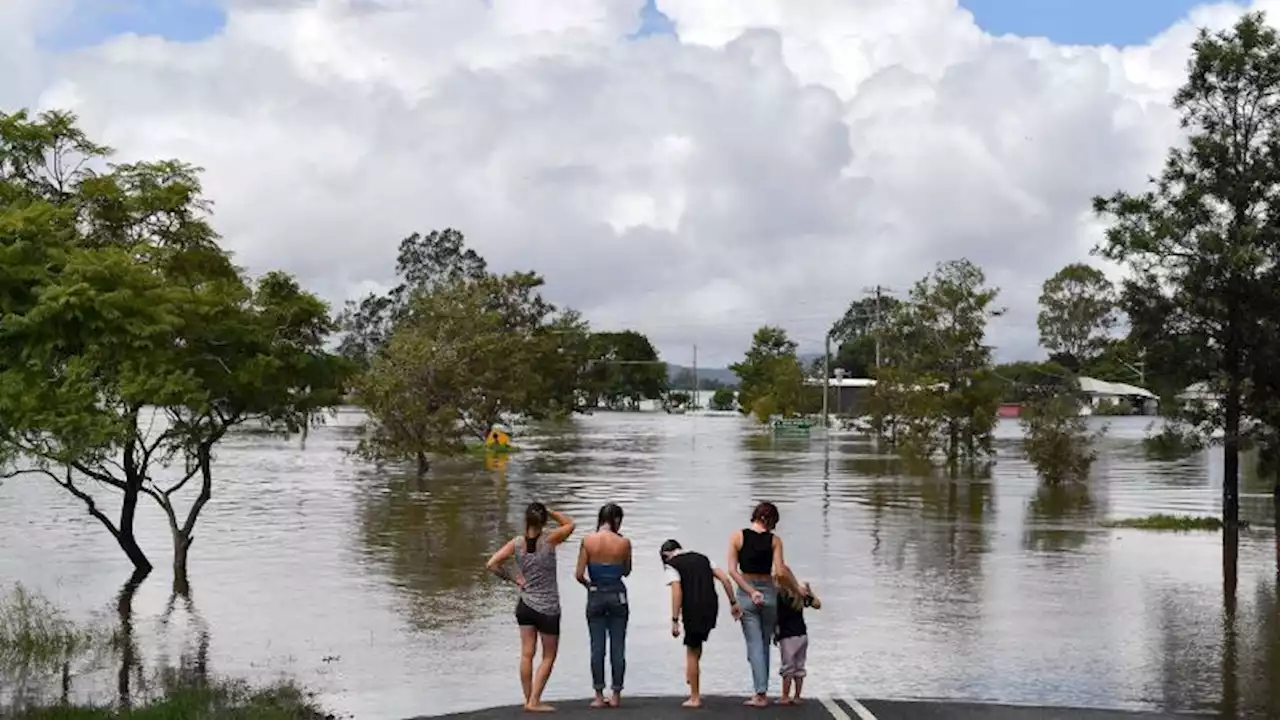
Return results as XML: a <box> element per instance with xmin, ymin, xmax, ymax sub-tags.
<box><xmin>573</xmin><ymin>503</ymin><xmax>632</xmax><ymax>707</ymax></box>
<box><xmin>486</xmin><ymin>502</ymin><xmax>576</xmax><ymax>712</ymax></box>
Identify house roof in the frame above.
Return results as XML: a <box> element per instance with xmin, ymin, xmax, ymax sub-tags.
<box><xmin>1077</xmin><ymin>375</ymin><xmax>1158</xmax><ymax>400</ymax></box>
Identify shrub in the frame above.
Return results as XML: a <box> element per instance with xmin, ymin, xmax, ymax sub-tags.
<box><xmin>1020</xmin><ymin>394</ymin><xmax>1100</xmax><ymax>484</ymax></box>
<box><xmin>1142</xmin><ymin>419</ymin><xmax>1205</xmax><ymax>459</ymax></box>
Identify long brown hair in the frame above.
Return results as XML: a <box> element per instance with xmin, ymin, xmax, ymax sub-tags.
<box><xmin>524</xmin><ymin>502</ymin><xmax>548</xmax><ymax>552</ymax></box>
<box><xmin>751</xmin><ymin>501</ymin><xmax>780</xmax><ymax>530</ymax></box>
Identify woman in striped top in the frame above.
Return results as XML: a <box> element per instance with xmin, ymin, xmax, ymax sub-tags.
<box><xmin>486</xmin><ymin>502</ymin><xmax>576</xmax><ymax>712</ymax></box>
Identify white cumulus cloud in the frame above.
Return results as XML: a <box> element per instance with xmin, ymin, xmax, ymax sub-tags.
<box><xmin>4</xmin><ymin>0</ymin><xmax>1277</xmax><ymax>365</ymax></box>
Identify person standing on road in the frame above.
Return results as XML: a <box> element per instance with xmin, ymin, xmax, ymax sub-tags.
<box><xmin>727</xmin><ymin>501</ymin><xmax>788</xmax><ymax>707</ymax></box>
<box><xmin>486</xmin><ymin>502</ymin><xmax>576</xmax><ymax>713</ymax></box>
<box><xmin>774</xmin><ymin>571</ymin><xmax>820</xmax><ymax>705</ymax></box>
<box><xmin>574</xmin><ymin>502</ymin><xmax>632</xmax><ymax>708</ymax></box>
<box><xmin>661</xmin><ymin>539</ymin><xmax>742</xmax><ymax>708</ymax></box>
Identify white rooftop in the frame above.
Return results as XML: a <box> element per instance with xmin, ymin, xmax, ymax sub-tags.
<box><xmin>1077</xmin><ymin>376</ymin><xmax>1157</xmax><ymax>400</ymax></box>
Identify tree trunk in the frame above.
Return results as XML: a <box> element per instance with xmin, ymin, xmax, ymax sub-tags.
<box><xmin>116</xmin><ymin>489</ymin><xmax>152</xmax><ymax>578</ymax></box>
<box><xmin>1223</xmin><ymin>315</ymin><xmax>1242</xmax><ymax>531</ymax></box>
<box><xmin>416</xmin><ymin>451</ymin><xmax>430</xmax><ymax>476</ymax></box>
<box><xmin>172</xmin><ymin>533</ymin><xmax>193</xmax><ymax>598</ymax></box>
<box><xmin>115</xmin><ymin>576</ymin><xmax>143</xmax><ymax>710</ymax></box>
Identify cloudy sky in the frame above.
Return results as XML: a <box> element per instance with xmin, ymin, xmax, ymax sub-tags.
<box><xmin>1</xmin><ymin>0</ymin><xmax>1268</xmax><ymax>367</ymax></box>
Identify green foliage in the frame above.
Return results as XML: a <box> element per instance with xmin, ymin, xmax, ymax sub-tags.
<box><xmin>337</xmin><ymin>229</ymin><xmax>487</xmax><ymax>369</ymax></box>
<box><xmin>0</xmin><ymin>584</ymin><xmax>101</xmax><ymax>674</ymax></box>
<box><xmin>1093</xmin><ymin>12</ymin><xmax>1280</xmax><ymax>523</ymax></box>
<box><xmin>870</xmin><ymin>259</ymin><xmax>1003</xmax><ymax>469</ymax></box>
<box><xmin>16</xmin><ymin>680</ymin><xmax>331</xmax><ymax>719</ymax></box>
<box><xmin>1102</xmin><ymin>514</ymin><xmax>1242</xmax><ymax>531</ymax></box>
<box><xmin>1020</xmin><ymin>393</ymin><xmax>1100</xmax><ymax>485</ymax></box>
<box><xmin>709</xmin><ymin>387</ymin><xmax>736</xmax><ymax>411</ymax></box>
<box><xmin>581</xmin><ymin>331</ymin><xmax>667</xmax><ymax>409</ymax></box>
<box><xmin>0</xmin><ymin>109</ymin><xmax>348</xmax><ymax>581</ymax></box>
<box><xmin>1142</xmin><ymin>418</ymin><xmax>1206</xmax><ymax>459</ymax></box>
<box><xmin>353</xmin><ymin>270</ymin><xmax>560</xmax><ymax>472</ymax></box>
<box><xmin>730</xmin><ymin>326</ymin><xmax>810</xmax><ymax>423</ymax></box>
<box><xmin>1036</xmin><ymin>263</ymin><xmax>1118</xmax><ymax>367</ymax></box>
<box><xmin>990</xmin><ymin>361</ymin><xmax>1072</xmax><ymax>403</ymax></box>
<box><xmin>829</xmin><ymin>293</ymin><xmax>900</xmax><ymax>378</ymax></box>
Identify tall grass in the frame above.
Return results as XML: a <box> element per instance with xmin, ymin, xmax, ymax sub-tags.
<box><xmin>0</xmin><ymin>584</ymin><xmax>100</xmax><ymax>673</ymax></box>
<box><xmin>15</xmin><ymin>680</ymin><xmax>334</xmax><ymax>719</ymax></box>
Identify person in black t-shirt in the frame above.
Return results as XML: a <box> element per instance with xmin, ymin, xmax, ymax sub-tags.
<box><xmin>775</xmin><ymin>572</ymin><xmax>820</xmax><ymax>705</ymax></box>
<box><xmin>660</xmin><ymin>539</ymin><xmax>741</xmax><ymax>708</ymax></box>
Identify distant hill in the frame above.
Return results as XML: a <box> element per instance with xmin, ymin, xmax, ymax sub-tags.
<box><xmin>666</xmin><ymin>364</ymin><xmax>739</xmax><ymax>386</ymax></box>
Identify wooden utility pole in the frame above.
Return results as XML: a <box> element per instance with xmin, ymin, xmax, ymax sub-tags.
<box><xmin>874</xmin><ymin>285</ymin><xmax>884</xmax><ymax>369</ymax></box>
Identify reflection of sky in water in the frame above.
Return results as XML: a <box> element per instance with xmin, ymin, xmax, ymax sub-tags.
<box><xmin>1</xmin><ymin>411</ymin><xmax>1278</xmax><ymax>717</ymax></box>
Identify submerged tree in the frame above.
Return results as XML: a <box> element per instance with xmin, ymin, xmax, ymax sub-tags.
<box><xmin>870</xmin><ymin>259</ymin><xmax>1003</xmax><ymax>469</ymax></box>
<box><xmin>1020</xmin><ymin>392</ymin><xmax>1100</xmax><ymax>485</ymax></box>
<box><xmin>0</xmin><ymin>109</ymin><xmax>348</xmax><ymax>588</ymax></box>
<box><xmin>730</xmin><ymin>326</ymin><xmax>811</xmax><ymax>422</ymax></box>
<box><xmin>1094</xmin><ymin>12</ymin><xmax>1280</xmax><ymax>530</ymax></box>
<box><xmin>353</xmin><ymin>269</ymin><xmax>565</xmax><ymax>473</ymax></box>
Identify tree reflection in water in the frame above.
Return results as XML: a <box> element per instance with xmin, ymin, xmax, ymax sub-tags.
<box><xmin>1022</xmin><ymin>482</ymin><xmax>1098</xmax><ymax>554</ymax></box>
<box><xmin>357</xmin><ymin>464</ymin><xmax>515</xmax><ymax>633</ymax></box>
<box><xmin>1</xmin><ymin>578</ymin><xmax>213</xmax><ymax>713</ymax></box>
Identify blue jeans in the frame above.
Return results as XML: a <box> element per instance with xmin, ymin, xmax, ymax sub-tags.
<box><xmin>737</xmin><ymin>580</ymin><xmax>778</xmax><ymax>696</ymax></box>
<box><xmin>586</xmin><ymin>588</ymin><xmax>628</xmax><ymax>692</ymax></box>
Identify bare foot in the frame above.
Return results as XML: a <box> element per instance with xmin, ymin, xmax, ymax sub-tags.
<box><xmin>744</xmin><ymin>696</ymin><xmax>769</xmax><ymax>708</ymax></box>
<box><xmin>682</xmin><ymin>698</ymin><xmax>703</xmax><ymax>708</ymax></box>
<box><xmin>610</xmin><ymin>694</ymin><xmax>622</xmax><ymax>708</ymax></box>
<box><xmin>777</xmin><ymin>697</ymin><xmax>794</xmax><ymax>706</ymax></box>
<box><xmin>524</xmin><ymin>703</ymin><xmax>556</xmax><ymax>712</ymax></box>
<box><xmin>793</xmin><ymin>697</ymin><xmax>804</xmax><ymax>705</ymax></box>
<box><xmin>589</xmin><ymin>698</ymin><xmax>607</xmax><ymax>709</ymax></box>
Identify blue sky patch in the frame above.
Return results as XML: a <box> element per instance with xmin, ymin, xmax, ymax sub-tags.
<box><xmin>959</xmin><ymin>0</ymin><xmax>1207</xmax><ymax>46</ymax></box>
<box><xmin>44</xmin><ymin>0</ymin><xmax>226</xmax><ymax>50</ymax></box>
<box><xmin>43</xmin><ymin>0</ymin><xmax>1209</xmax><ymax>51</ymax></box>
<box><xmin>634</xmin><ymin>0</ymin><xmax>677</xmax><ymax>38</ymax></box>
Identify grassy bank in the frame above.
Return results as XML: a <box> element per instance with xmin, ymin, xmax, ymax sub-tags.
<box><xmin>1102</xmin><ymin>514</ymin><xmax>1249</xmax><ymax>531</ymax></box>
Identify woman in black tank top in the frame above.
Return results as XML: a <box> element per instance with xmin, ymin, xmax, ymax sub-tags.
<box><xmin>726</xmin><ymin>501</ymin><xmax>786</xmax><ymax>707</ymax></box>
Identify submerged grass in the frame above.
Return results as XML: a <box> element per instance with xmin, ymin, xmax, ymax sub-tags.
<box><xmin>1101</xmin><ymin>514</ymin><xmax>1249</xmax><ymax>531</ymax></box>
<box><xmin>1</xmin><ymin>584</ymin><xmax>336</xmax><ymax>719</ymax></box>
<box><xmin>15</xmin><ymin>680</ymin><xmax>334</xmax><ymax>719</ymax></box>
<box><xmin>0</xmin><ymin>584</ymin><xmax>101</xmax><ymax>672</ymax></box>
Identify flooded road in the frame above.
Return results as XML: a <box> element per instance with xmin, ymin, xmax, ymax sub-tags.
<box><xmin>2</xmin><ymin>411</ymin><xmax>1279</xmax><ymax>718</ymax></box>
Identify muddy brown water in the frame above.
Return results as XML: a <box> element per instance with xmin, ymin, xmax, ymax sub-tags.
<box><xmin>1</xmin><ymin>411</ymin><xmax>1278</xmax><ymax>718</ymax></box>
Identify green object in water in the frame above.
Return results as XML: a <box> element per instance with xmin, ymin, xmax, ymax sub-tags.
<box><xmin>770</xmin><ymin>418</ymin><xmax>812</xmax><ymax>436</ymax></box>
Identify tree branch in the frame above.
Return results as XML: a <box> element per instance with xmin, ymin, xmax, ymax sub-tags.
<box><xmin>3</xmin><ymin>466</ymin><xmax>126</xmax><ymax>541</ymax></box>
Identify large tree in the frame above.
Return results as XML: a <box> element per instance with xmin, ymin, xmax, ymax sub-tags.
<box><xmin>730</xmin><ymin>326</ymin><xmax>811</xmax><ymax>422</ymax></box>
<box><xmin>581</xmin><ymin>331</ymin><xmax>667</xmax><ymax>410</ymax></box>
<box><xmin>337</xmin><ymin>229</ymin><xmax>488</xmax><ymax>369</ymax></box>
<box><xmin>0</xmin><ymin>109</ymin><xmax>347</xmax><ymax>589</ymax></box>
<box><xmin>870</xmin><ymin>259</ymin><xmax>1003</xmax><ymax>468</ymax></box>
<box><xmin>829</xmin><ymin>293</ymin><xmax>901</xmax><ymax>378</ymax></box>
<box><xmin>353</xmin><ymin>266</ymin><xmax>574</xmax><ymax>473</ymax></box>
<box><xmin>1036</xmin><ymin>263</ymin><xmax>1119</xmax><ymax>369</ymax></box>
<box><xmin>1094</xmin><ymin>12</ymin><xmax>1280</xmax><ymax>530</ymax></box>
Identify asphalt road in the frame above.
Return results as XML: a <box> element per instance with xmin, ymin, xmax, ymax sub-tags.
<box><xmin>422</xmin><ymin>696</ymin><xmax>1209</xmax><ymax>720</ymax></box>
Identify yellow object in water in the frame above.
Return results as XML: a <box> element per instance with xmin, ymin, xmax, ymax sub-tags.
<box><xmin>485</xmin><ymin>424</ymin><xmax>512</xmax><ymax>449</ymax></box>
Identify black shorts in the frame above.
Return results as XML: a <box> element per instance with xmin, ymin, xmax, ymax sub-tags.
<box><xmin>683</xmin><ymin>627</ymin><xmax>711</xmax><ymax>649</ymax></box>
<box><xmin>516</xmin><ymin>599</ymin><xmax>561</xmax><ymax>636</ymax></box>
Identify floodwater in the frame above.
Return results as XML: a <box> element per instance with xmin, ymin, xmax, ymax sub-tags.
<box><xmin>2</xmin><ymin>411</ymin><xmax>1279</xmax><ymax>718</ymax></box>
